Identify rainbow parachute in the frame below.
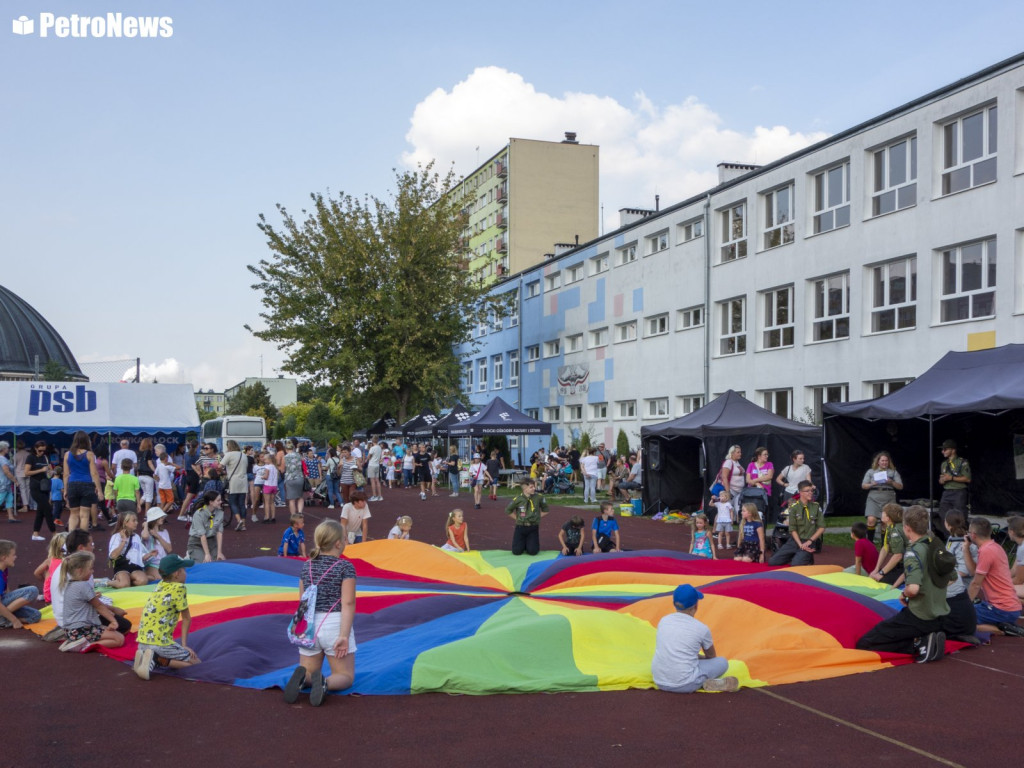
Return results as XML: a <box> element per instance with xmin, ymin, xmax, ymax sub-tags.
<box><xmin>30</xmin><ymin>541</ymin><xmax>916</xmax><ymax>693</ymax></box>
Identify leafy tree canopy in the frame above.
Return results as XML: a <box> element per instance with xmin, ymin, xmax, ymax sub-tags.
<box><xmin>248</xmin><ymin>164</ymin><xmax>505</xmax><ymax>422</ymax></box>
<box><xmin>225</xmin><ymin>382</ymin><xmax>280</xmax><ymax>432</ymax></box>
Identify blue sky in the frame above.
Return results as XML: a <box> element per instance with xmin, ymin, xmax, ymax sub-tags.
<box><xmin>2</xmin><ymin>0</ymin><xmax>1021</xmax><ymax>390</ymax></box>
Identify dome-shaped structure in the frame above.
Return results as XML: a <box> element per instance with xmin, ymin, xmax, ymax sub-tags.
<box><xmin>0</xmin><ymin>284</ymin><xmax>87</xmax><ymax>381</ymax></box>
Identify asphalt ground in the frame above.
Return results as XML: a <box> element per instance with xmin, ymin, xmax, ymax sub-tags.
<box><xmin>3</xmin><ymin>486</ymin><xmax>1021</xmax><ymax>767</ymax></box>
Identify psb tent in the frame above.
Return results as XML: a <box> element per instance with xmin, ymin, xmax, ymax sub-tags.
<box><xmin>408</xmin><ymin>402</ymin><xmax>471</xmax><ymax>439</ymax></box>
<box><xmin>823</xmin><ymin>344</ymin><xmax>1024</xmax><ymax>516</ymax></box>
<box><xmin>641</xmin><ymin>390</ymin><xmax>822</xmax><ymax>516</ymax></box>
<box><xmin>0</xmin><ymin>382</ymin><xmax>200</xmax><ymax>435</ymax></box>
<box><xmin>447</xmin><ymin>396</ymin><xmax>551</xmax><ymax>437</ymax></box>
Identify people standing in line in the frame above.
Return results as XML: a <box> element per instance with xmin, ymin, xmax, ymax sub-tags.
<box><xmin>861</xmin><ymin>451</ymin><xmax>903</xmax><ymax>544</ymax></box>
<box><xmin>775</xmin><ymin>450</ymin><xmax>811</xmax><ymax>526</ymax></box>
<box><xmin>506</xmin><ymin>478</ymin><xmax>548</xmax><ymax>556</ymax></box>
<box><xmin>936</xmin><ymin>439</ymin><xmax>970</xmax><ymax>542</ymax></box>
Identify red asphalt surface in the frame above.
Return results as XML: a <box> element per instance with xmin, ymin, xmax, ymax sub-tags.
<box><xmin>3</xmin><ymin>487</ymin><xmax>1021</xmax><ymax>768</ymax></box>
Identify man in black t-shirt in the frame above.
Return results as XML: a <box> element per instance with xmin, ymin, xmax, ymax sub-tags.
<box><xmin>413</xmin><ymin>444</ymin><xmax>432</xmax><ymax>500</ymax></box>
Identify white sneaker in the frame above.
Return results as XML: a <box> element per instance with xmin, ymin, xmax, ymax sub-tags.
<box><xmin>449</xmin><ymin>492</ymin><xmax>458</xmax><ymax>497</ymax></box>
<box><xmin>31</xmin><ymin>534</ymin><xmax>45</xmax><ymax>541</ymax></box>
<box><xmin>327</xmin><ymin>504</ymin><xmax>335</xmax><ymax>509</ymax></box>
<box><xmin>420</xmin><ymin>492</ymin><xmax>426</xmax><ymax>500</ymax></box>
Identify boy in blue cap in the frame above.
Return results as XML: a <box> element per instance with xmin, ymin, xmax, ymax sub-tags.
<box><xmin>651</xmin><ymin>584</ymin><xmax>739</xmax><ymax>692</ymax></box>
<box><xmin>133</xmin><ymin>553</ymin><xmax>202</xmax><ymax>680</ymax></box>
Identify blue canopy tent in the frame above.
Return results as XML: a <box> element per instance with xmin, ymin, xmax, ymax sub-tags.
<box><xmin>408</xmin><ymin>402</ymin><xmax>471</xmax><ymax>440</ymax></box>
<box><xmin>353</xmin><ymin>413</ymin><xmax>397</xmax><ymax>440</ymax></box>
<box><xmin>447</xmin><ymin>397</ymin><xmax>552</xmax><ymax>438</ymax></box>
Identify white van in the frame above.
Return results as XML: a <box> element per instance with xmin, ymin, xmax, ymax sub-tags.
<box><xmin>200</xmin><ymin>415</ymin><xmax>267</xmax><ymax>453</ymax></box>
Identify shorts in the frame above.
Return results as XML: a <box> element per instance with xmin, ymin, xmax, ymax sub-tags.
<box><xmin>714</xmin><ymin>521</ymin><xmax>733</xmax><ymax>532</ymax></box>
<box><xmin>414</xmin><ymin>468</ymin><xmax>431</xmax><ymax>484</ymax></box>
<box><xmin>158</xmin><ymin>488</ymin><xmax>175</xmax><ymax>505</ymax></box>
<box><xmin>597</xmin><ymin>467</ymin><xmax>607</xmax><ymax>480</ymax></box>
<box><xmin>138</xmin><ymin>475</ymin><xmax>156</xmax><ymax>503</ymax></box>
<box><xmin>116</xmin><ymin>498</ymin><xmax>138</xmax><ymax>515</ymax></box>
<box><xmin>974</xmin><ymin>601</ymin><xmax>1022</xmax><ymax>627</ymax></box>
<box><xmin>297</xmin><ymin>611</ymin><xmax>358</xmax><ymax>658</ymax></box>
<box><xmin>65</xmin><ymin>624</ymin><xmax>104</xmax><ymax>643</ymax></box>
<box><xmin>0</xmin><ymin>488</ymin><xmax>13</xmax><ymax>509</ymax></box>
<box><xmin>112</xmin><ymin>559</ymin><xmax>146</xmax><ymax>576</ymax></box>
<box><xmin>138</xmin><ymin>640</ymin><xmax>192</xmax><ymax>661</ymax></box>
<box><xmin>263</xmin><ymin>485</ymin><xmax>278</xmax><ymax>495</ymax></box>
<box><xmin>66</xmin><ymin>481</ymin><xmax>99</xmax><ymax>508</ymax></box>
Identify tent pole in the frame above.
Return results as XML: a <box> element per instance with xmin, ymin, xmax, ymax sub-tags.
<box><xmin>928</xmin><ymin>417</ymin><xmax>935</xmax><ymax>533</ymax></box>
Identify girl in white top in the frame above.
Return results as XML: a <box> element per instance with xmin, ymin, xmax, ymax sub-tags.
<box><xmin>776</xmin><ymin>450</ymin><xmax>812</xmax><ymax>508</ymax></box>
<box><xmin>388</xmin><ymin>515</ymin><xmax>413</xmax><ymax>540</ymax></box>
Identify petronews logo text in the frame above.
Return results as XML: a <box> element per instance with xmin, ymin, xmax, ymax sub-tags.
<box><xmin>20</xmin><ymin>12</ymin><xmax>173</xmax><ymax>38</ymax></box>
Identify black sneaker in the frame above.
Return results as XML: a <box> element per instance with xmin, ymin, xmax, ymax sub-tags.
<box><xmin>916</xmin><ymin>631</ymin><xmax>945</xmax><ymax>663</ymax></box>
<box><xmin>283</xmin><ymin>666</ymin><xmax>306</xmax><ymax>703</ymax></box>
<box><xmin>996</xmin><ymin>622</ymin><xmax>1024</xmax><ymax>638</ymax></box>
<box><xmin>309</xmin><ymin>670</ymin><xmax>326</xmax><ymax>707</ymax></box>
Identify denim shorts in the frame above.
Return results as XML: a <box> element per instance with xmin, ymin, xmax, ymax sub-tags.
<box><xmin>974</xmin><ymin>601</ymin><xmax>1022</xmax><ymax>626</ymax></box>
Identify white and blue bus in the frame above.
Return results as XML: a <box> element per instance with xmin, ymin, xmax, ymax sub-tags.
<box><xmin>200</xmin><ymin>415</ymin><xmax>267</xmax><ymax>453</ymax></box>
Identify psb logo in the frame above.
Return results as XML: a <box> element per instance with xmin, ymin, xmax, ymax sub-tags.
<box><xmin>12</xmin><ymin>15</ymin><xmax>33</xmax><ymax>34</ymax></box>
<box><xmin>29</xmin><ymin>385</ymin><xmax>98</xmax><ymax>416</ymax></box>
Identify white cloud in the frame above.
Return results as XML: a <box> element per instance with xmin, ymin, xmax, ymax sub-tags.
<box><xmin>403</xmin><ymin>67</ymin><xmax>830</xmax><ymax>230</ymax></box>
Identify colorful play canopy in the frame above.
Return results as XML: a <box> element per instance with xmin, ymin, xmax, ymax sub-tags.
<box><xmin>30</xmin><ymin>543</ymin><xmax>921</xmax><ymax>695</ymax></box>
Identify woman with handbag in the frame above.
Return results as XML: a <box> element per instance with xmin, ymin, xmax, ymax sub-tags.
<box><xmin>26</xmin><ymin>441</ymin><xmax>55</xmax><ymax>541</ymax></box>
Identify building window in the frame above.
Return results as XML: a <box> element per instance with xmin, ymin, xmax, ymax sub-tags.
<box><xmin>680</xmin><ymin>218</ymin><xmax>704</xmax><ymax>242</ymax></box>
<box><xmin>811</xmin><ymin>273</ymin><xmax>850</xmax><ymax>341</ymax></box>
<box><xmin>761</xmin><ymin>286</ymin><xmax>794</xmax><ymax>349</ymax></box>
<box><xmin>763</xmin><ymin>184</ymin><xmax>795</xmax><ymax>249</ymax></box>
<box><xmin>544</xmin><ymin>272</ymin><xmax>561</xmax><ymax>292</ymax></box>
<box><xmin>508</xmin><ymin>350</ymin><xmax>519</xmax><ymax>387</ymax></box>
<box><xmin>463</xmin><ymin>361</ymin><xmax>473</xmax><ymax>391</ymax></box>
<box><xmin>567</xmin><ymin>404</ymin><xmax>583</xmax><ymax>421</ymax></box>
<box><xmin>526</xmin><ymin>281</ymin><xmax>540</xmax><ymax>299</ymax></box>
<box><xmin>810</xmin><ymin>384</ymin><xmax>848</xmax><ymax>423</ymax></box>
<box><xmin>939</xmin><ymin>238</ymin><xmax>996</xmax><ymax>322</ymax></box>
<box><xmin>491</xmin><ymin>309</ymin><xmax>503</xmax><ymax>332</ymax></box>
<box><xmin>509</xmin><ymin>297</ymin><xmax>519</xmax><ymax>327</ymax></box>
<box><xmin>720</xmin><ymin>203</ymin><xmax>747</xmax><ymax>262</ymax></box>
<box><xmin>677</xmin><ymin>395</ymin><xmax>704</xmax><ymax>415</ymax></box>
<box><xmin>618</xmin><ymin>244</ymin><xmax>637</xmax><ymax>265</ymax></box>
<box><xmin>718</xmin><ymin>297</ymin><xmax>746</xmax><ymax>355</ymax></box>
<box><xmin>872</xmin><ymin>136</ymin><xmax>917</xmax><ymax>216</ymax></box>
<box><xmin>870</xmin><ymin>256</ymin><xmax>917</xmax><ymax>332</ymax></box>
<box><xmin>647</xmin><ymin>231</ymin><xmax>669</xmax><ymax>255</ymax></box>
<box><xmin>543</xmin><ymin>339</ymin><xmax>561</xmax><ymax>358</ymax></box>
<box><xmin>616</xmin><ymin>400</ymin><xmax>637</xmax><ymax>419</ymax></box>
<box><xmin>941</xmin><ymin>105</ymin><xmax>997</xmax><ymax>195</ymax></box>
<box><xmin>566</xmin><ymin>263</ymin><xmax>584</xmax><ymax>284</ymax></box>
<box><xmin>645</xmin><ymin>313</ymin><xmax>669</xmax><ymax>337</ymax></box>
<box><xmin>762</xmin><ymin>389</ymin><xmax>792</xmax><ymax>419</ymax></box>
<box><xmin>478</xmin><ymin>359</ymin><xmax>487</xmax><ymax>392</ymax></box>
<box><xmin>645</xmin><ymin>397</ymin><xmax>669</xmax><ymax>418</ymax></box>
<box><xmin>492</xmin><ymin>355</ymin><xmax>503</xmax><ymax>389</ymax></box>
<box><xmin>565</xmin><ymin>334</ymin><xmax>583</xmax><ymax>353</ymax></box>
<box><xmin>526</xmin><ymin>345</ymin><xmax>539</xmax><ymax>362</ymax></box>
<box><xmin>544</xmin><ymin>406</ymin><xmax>561</xmax><ymax>422</ymax></box>
<box><xmin>615</xmin><ymin>321</ymin><xmax>637</xmax><ymax>343</ymax></box>
<box><xmin>589</xmin><ymin>327</ymin><xmax>608</xmax><ymax>348</ymax></box>
<box><xmin>871</xmin><ymin>379</ymin><xmax>911</xmax><ymax>398</ymax></box>
<box><xmin>589</xmin><ymin>253</ymin><xmax>609</xmax><ymax>275</ymax></box>
<box><xmin>677</xmin><ymin>306</ymin><xmax>703</xmax><ymax>330</ymax></box>
<box><xmin>812</xmin><ymin>161</ymin><xmax>851</xmax><ymax>234</ymax></box>
<box><xmin>477</xmin><ymin>317</ymin><xmax>488</xmax><ymax>337</ymax></box>
<box><xmin>591</xmin><ymin>402</ymin><xmax>608</xmax><ymax>419</ymax></box>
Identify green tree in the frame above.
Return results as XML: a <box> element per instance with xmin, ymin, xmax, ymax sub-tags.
<box><xmin>226</xmin><ymin>382</ymin><xmax>280</xmax><ymax>433</ymax></box>
<box><xmin>41</xmin><ymin>359</ymin><xmax>71</xmax><ymax>381</ymax></box>
<box><xmin>248</xmin><ymin>164</ymin><xmax>504</xmax><ymax>422</ymax></box>
<box><xmin>550</xmin><ymin>433</ymin><xmax>560</xmax><ymax>451</ymax></box>
<box><xmin>616</xmin><ymin>429</ymin><xmax>631</xmax><ymax>458</ymax></box>
<box><xmin>197</xmin><ymin>408</ymin><xmax>219</xmax><ymax>424</ymax></box>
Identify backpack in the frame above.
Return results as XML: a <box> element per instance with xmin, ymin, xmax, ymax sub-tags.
<box><xmin>328</xmin><ymin>457</ymin><xmax>341</xmax><ymax>480</ymax></box>
<box><xmin>911</xmin><ymin>535</ymin><xmax>957</xmax><ymax>588</ymax></box>
<box><xmin>287</xmin><ymin>559</ymin><xmax>343</xmax><ymax>648</ymax></box>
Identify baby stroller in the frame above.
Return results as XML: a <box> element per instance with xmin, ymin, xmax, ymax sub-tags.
<box><xmin>307</xmin><ymin>477</ymin><xmax>329</xmax><ymax>507</ymax></box>
<box><xmin>551</xmin><ymin>466</ymin><xmax>575</xmax><ymax>495</ymax></box>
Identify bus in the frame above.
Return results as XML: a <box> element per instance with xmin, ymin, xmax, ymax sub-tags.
<box><xmin>200</xmin><ymin>415</ymin><xmax>267</xmax><ymax>453</ymax></box>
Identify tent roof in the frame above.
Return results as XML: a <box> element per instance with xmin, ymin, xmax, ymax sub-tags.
<box><xmin>354</xmin><ymin>413</ymin><xmax>397</xmax><ymax>439</ymax></box>
<box><xmin>385</xmin><ymin>409</ymin><xmax>437</xmax><ymax>439</ymax></box>
<box><xmin>409</xmin><ymin>402</ymin><xmax>471</xmax><ymax>437</ymax></box>
<box><xmin>824</xmin><ymin>344</ymin><xmax>1024</xmax><ymax>420</ymax></box>
<box><xmin>641</xmin><ymin>390</ymin><xmax>820</xmax><ymax>439</ymax></box>
<box><xmin>0</xmin><ymin>382</ymin><xmax>199</xmax><ymax>434</ymax></box>
<box><xmin>448</xmin><ymin>396</ymin><xmax>552</xmax><ymax>437</ymax></box>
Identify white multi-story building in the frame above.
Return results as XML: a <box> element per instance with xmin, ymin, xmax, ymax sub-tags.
<box><xmin>456</xmin><ymin>53</ymin><xmax>1024</xmax><ymax>461</ymax></box>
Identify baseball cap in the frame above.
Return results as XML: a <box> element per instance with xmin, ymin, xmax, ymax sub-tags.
<box><xmin>672</xmin><ymin>584</ymin><xmax>703</xmax><ymax>609</ymax></box>
<box><xmin>158</xmin><ymin>554</ymin><xmax>195</xmax><ymax>576</ymax></box>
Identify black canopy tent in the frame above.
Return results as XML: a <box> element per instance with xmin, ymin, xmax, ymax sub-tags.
<box><xmin>447</xmin><ymin>397</ymin><xmax>551</xmax><ymax>438</ymax></box>
<box><xmin>353</xmin><ymin>413</ymin><xmax>397</xmax><ymax>440</ymax></box>
<box><xmin>408</xmin><ymin>402</ymin><xmax>471</xmax><ymax>440</ymax></box>
<box><xmin>640</xmin><ymin>390</ymin><xmax>823</xmax><ymax>515</ymax></box>
<box><xmin>823</xmin><ymin>344</ymin><xmax>1024</xmax><ymax>517</ymax></box>
<box><xmin>384</xmin><ymin>409</ymin><xmax>438</xmax><ymax>440</ymax></box>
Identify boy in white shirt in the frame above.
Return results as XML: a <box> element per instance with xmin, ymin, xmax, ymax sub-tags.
<box><xmin>651</xmin><ymin>584</ymin><xmax>738</xmax><ymax>693</ymax></box>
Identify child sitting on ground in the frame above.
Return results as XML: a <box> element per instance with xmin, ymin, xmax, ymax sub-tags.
<box><xmin>279</xmin><ymin>514</ymin><xmax>307</xmax><ymax>557</ymax></box>
<box><xmin>592</xmin><ymin>501</ymin><xmax>621</xmax><ymax>553</ymax></box>
<box><xmin>388</xmin><ymin>516</ymin><xmax>413</xmax><ymax>540</ymax></box>
<box><xmin>187</xmin><ymin>491</ymin><xmax>227</xmax><ymax>563</ymax></box>
<box><xmin>133</xmin><ymin>553</ymin><xmax>201</xmax><ymax>680</ymax></box>
<box><xmin>689</xmin><ymin>513</ymin><xmax>715</xmax><ymax>559</ymax></box>
<box><xmin>441</xmin><ymin>509</ymin><xmax>470</xmax><ymax>552</ymax></box>
<box><xmin>141</xmin><ymin>508</ymin><xmax>172</xmax><ymax>579</ymax></box>
<box><xmin>713</xmin><ymin>490</ymin><xmax>734</xmax><ymax>550</ymax></box>
<box><xmin>651</xmin><ymin>584</ymin><xmax>739</xmax><ymax>693</ymax></box>
<box><xmin>0</xmin><ymin>540</ymin><xmax>41</xmax><ymax>629</ymax></box>
<box><xmin>558</xmin><ymin>515</ymin><xmax>585</xmax><ymax>556</ymax></box>
<box><xmin>734</xmin><ymin>503</ymin><xmax>765</xmax><ymax>563</ymax></box>
<box><xmin>108</xmin><ymin>511</ymin><xmax>150</xmax><ymax>588</ymax></box>
<box><xmin>848</xmin><ymin>522</ymin><xmax>879</xmax><ymax>576</ymax></box>
<box><xmin>58</xmin><ymin>551</ymin><xmax>125</xmax><ymax>652</ymax></box>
